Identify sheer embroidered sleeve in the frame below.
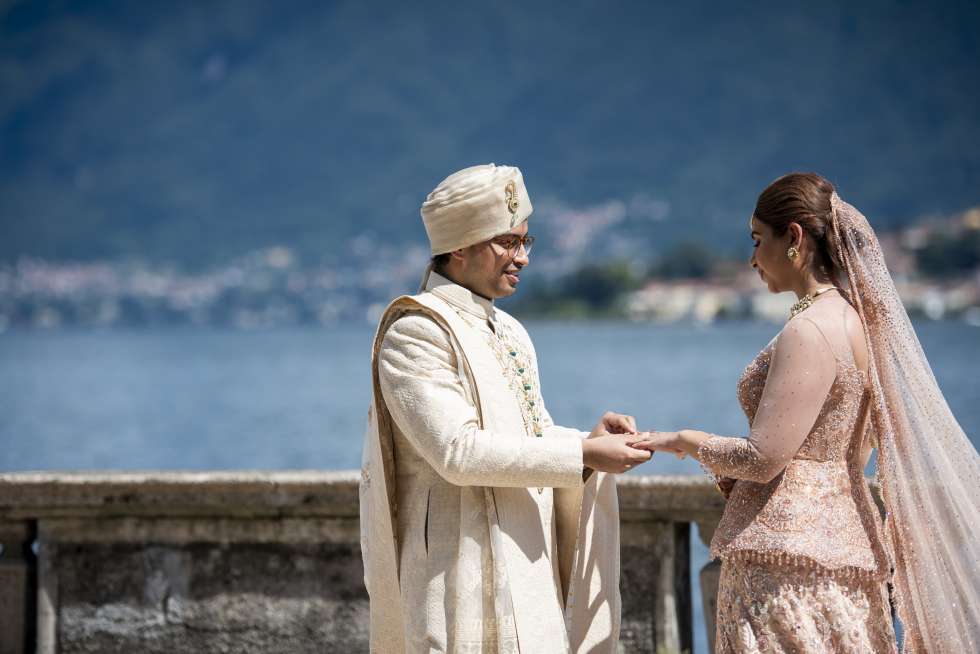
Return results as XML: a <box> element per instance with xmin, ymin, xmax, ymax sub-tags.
<box><xmin>698</xmin><ymin>317</ymin><xmax>837</xmax><ymax>483</ymax></box>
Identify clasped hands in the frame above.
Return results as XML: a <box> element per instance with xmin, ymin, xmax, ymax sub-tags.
<box><xmin>584</xmin><ymin>417</ymin><xmax>736</xmax><ymax>497</ymax></box>
<box><xmin>582</xmin><ymin>414</ymin><xmax>709</xmax><ymax>475</ymax></box>
<box><xmin>581</xmin><ymin>412</ymin><xmax>651</xmax><ymax>474</ymax></box>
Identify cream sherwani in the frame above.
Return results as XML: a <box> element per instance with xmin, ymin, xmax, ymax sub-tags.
<box><xmin>360</xmin><ymin>272</ymin><xmax>620</xmax><ymax>653</ymax></box>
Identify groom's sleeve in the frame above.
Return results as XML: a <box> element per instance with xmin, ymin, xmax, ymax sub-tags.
<box><xmin>540</xmin><ymin>407</ymin><xmax>589</xmax><ymax>441</ymax></box>
<box><xmin>524</xmin><ymin>336</ymin><xmax>593</xmax><ymax>479</ymax></box>
<box><xmin>378</xmin><ymin>313</ymin><xmax>586</xmax><ymax>489</ymax></box>
<box><xmin>540</xmin><ymin>406</ymin><xmax>594</xmax><ymax>482</ymax></box>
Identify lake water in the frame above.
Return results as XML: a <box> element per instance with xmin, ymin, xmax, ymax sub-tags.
<box><xmin>2</xmin><ymin>320</ymin><xmax>977</xmax><ymax>652</ymax></box>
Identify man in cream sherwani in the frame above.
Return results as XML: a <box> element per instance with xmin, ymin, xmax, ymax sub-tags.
<box><xmin>360</xmin><ymin>163</ymin><xmax>650</xmax><ymax>654</ymax></box>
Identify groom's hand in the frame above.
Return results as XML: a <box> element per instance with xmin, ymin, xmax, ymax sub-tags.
<box><xmin>582</xmin><ymin>434</ymin><xmax>651</xmax><ymax>473</ymax></box>
<box><xmin>589</xmin><ymin>411</ymin><xmax>638</xmax><ymax>438</ymax></box>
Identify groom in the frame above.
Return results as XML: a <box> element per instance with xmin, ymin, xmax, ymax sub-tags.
<box><xmin>360</xmin><ymin>163</ymin><xmax>651</xmax><ymax>653</ymax></box>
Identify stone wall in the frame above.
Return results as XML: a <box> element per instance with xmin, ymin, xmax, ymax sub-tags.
<box><xmin>0</xmin><ymin>472</ymin><xmax>726</xmax><ymax>654</ymax></box>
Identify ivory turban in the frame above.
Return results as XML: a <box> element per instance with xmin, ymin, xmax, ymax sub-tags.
<box><xmin>421</xmin><ymin>164</ymin><xmax>533</xmax><ymax>255</ymax></box>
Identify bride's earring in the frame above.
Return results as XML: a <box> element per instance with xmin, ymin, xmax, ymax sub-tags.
<box><xmin>787</xmin><ymin>246</ymin><xmax>799</xmax><ymax>261</ymax></box>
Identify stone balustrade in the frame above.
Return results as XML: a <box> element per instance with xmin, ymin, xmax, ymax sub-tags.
<box><xmin>0</xmin><ymin>472</ymin><xmax>728</xmax><ymax>654</ymax></box>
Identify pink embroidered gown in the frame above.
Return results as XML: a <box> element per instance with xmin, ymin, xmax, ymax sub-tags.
<box><xmin>698</xmin><ymin>296</ymin><xmax>898</xmax><ymax>653</ymax></box>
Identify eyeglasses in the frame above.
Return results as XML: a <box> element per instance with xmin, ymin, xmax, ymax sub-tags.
<box><xmin>489</xmin><ymin>234</ymin><xmax>535</xmax><ymax>256</ymax></box>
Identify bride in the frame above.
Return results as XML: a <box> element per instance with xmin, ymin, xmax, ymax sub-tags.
<box><xmin>633</xmin><ymin>173</ymin><xmax>979</xmax><ymax>652</ymax></box>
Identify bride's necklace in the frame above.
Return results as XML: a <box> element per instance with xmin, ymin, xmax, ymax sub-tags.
<box><xmin>789</xmin><ymin>286</ymin><xmax>838</xmax><ymax>319</ymax></box>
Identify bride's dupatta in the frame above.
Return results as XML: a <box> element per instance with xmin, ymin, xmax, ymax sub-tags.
<box><xmin>830</xmin><ymin>193</ymin><xmax>980</xmax><ymax>652</ymax></box>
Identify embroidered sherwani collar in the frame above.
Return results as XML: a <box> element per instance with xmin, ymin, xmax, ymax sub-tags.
<box><xmin>426</xmin><ymin>271</ymin><xmax>496</xmax><ymax>322</ymax></box>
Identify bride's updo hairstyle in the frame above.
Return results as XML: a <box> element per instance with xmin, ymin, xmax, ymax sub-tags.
<box><xmin>753</xmin><ymin>172</ymin><xmax>844</xmax><ymax>283</ymax></box>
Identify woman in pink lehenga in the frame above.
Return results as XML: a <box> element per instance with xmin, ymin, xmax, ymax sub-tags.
<box><xmin>634</xmin><ymin>173</ymin><xmax>979</xmax><ymax>653</ymax></box>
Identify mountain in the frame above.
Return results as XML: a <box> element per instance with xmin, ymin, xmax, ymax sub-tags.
<box><xmin>1</xmin><ymin>0</ymin><xmax>978</xmax><ymax>268</ymax></box>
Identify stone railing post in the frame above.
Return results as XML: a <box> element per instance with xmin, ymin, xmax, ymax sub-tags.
<box><xmin>618</xmin><ymin>520</ymin><xmax>691</xmax><ymax>653</ymax></box>
<box><xmin>618</xmin><ymin>476</ymin><xmax>725</xmax><ymax>654</ymax></box>
<box><xmin>0</xmin><ymin>521</ymin><xmax>34</xmax><ymax>654</ymax></box>
<box><xmin>696</xmin><ymin>520</ymin><xmax>721</xmax><ymax>654</ymax></box>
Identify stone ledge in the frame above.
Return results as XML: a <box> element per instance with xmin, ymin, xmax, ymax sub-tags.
<box><xmin>0</xmin><ymin>471</ymin><xmax>723</xmax><ymax>521</ymax></box>
<box><xmin>0</xmin><ymin>471</ymin><xmax>879</xmax><ymax>524</ymax></box>
<box><xmin>0</xmin><ymin>470</ymin><xmax>362</xmax><ymax>520</ymax></box>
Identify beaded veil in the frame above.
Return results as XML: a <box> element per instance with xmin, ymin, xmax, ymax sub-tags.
<box><xmin>829</xmin><ymin>193</ymin><xmax>980</xmax><ymax>652</ymax></box>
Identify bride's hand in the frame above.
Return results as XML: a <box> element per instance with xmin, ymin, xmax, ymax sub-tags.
<box><xmin>630</xmin><ymin>431</ymin><xmax>687</xmax><ymax>459</ymax></box>
<box><xmin>633</xmin><ymin>429</ymin><xmax>713</xmax><ymax>459</ymax></box>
